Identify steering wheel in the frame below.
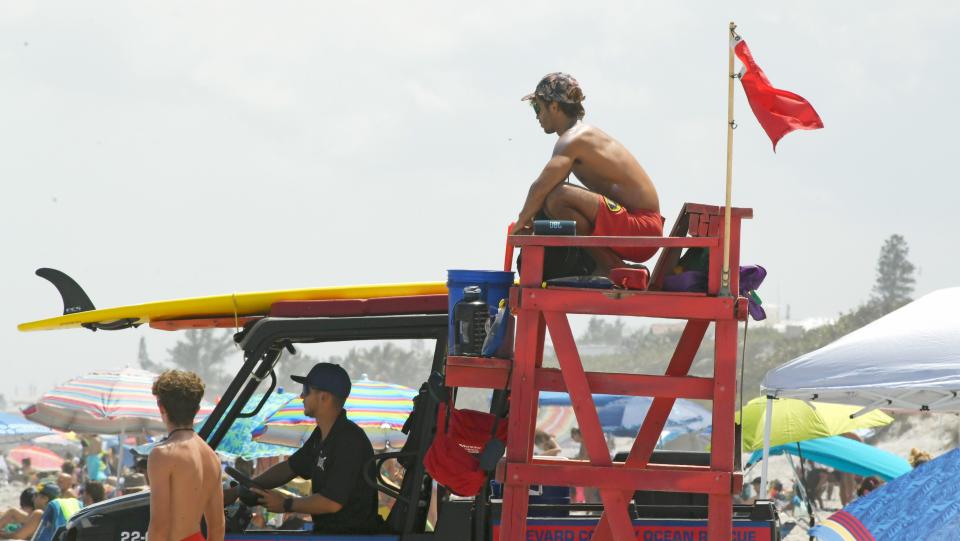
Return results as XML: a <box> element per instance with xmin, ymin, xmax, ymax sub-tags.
<box><xmin>224</xmin><ymin>466</ymin><xmax>261</xmax><ymax>533</ymax></box>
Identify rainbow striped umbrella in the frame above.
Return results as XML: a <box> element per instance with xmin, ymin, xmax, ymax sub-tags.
<box><xmin>252</xmin><ymin>379</ymin><xmax>417</xmax><ymax>450</ymax></box>
<box><xmin>22</xmin><ymin>367</ymin><xmax>214</xmax><ymax>434</ymax></box>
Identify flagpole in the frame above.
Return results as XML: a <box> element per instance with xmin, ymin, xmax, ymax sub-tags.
<box><xmin>720</xmin><ymin>21</ymin><xmax>737</xmax><ymax>297</ymax></box>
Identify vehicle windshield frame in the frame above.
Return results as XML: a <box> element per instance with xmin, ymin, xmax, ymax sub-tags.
<box><xmin>198</xmin><ymin>313</ymin><xmax>449</xmax><ymax>450</ymax></box>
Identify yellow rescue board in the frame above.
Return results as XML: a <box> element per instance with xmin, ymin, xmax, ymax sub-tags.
<box><xmin>19</xmin><ymin>281</ymin><xmax>448</xmax><ymax>332</ymax></box>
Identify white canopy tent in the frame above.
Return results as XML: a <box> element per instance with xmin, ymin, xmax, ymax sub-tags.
<box><xmin>763</xmin><ymin>287</ymin><xmax>960</xmax><ymax>412</ymax></box>
<box><xmin>756</xmin><ymin>287</ymin><xmax>960</xmax><ymax>491</ymax></box>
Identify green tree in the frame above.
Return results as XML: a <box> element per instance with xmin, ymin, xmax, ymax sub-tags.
<box><xmin>272</xmin><ymin>341</ymin><xmax>436</xmax><ymax>393</ymax></box>
<box><xmin>331</xmin><ymin>341</ymin><xmax>434</xmax><ymax>390</ymax></box>
<box><xmin>558</xmin><ymin>235</ymin><xmax>921</xmax><ymax>406</ymax></box>
<box><xmin>138</xmin><ymin>331</ymin><xmax>239</xmax><ymax>399</ymax></box>
<box><xmin>871</xmin><ymin>234</ymin><xmax>916</xmax><ymax>312</ymax></box>
<box><xmin>580</xmin><ymin>318</ymin><xmax>627</xmax><ymax>345</ymax></box>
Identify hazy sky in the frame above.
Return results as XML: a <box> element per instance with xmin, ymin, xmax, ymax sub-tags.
<box><xmin>3</xmin><ymin>2</ymin><xmax>957</xmax><ymax>402</ymax></box>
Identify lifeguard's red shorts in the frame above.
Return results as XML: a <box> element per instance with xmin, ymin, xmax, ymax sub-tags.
<box><xmin>592</xmin><ymin>195</ymin><xmax>665</xmax><ymax>263</ymax></box>
<box><xmin>180</xmin><ymin>532</ymin><xmax>205</xmax><ymax>541</ymax></box>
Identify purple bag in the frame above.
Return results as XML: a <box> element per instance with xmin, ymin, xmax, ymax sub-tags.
<box><xmin>663</xmin><ymin>265</ymin><xmax>767</xmax><ymax>321</ymax></box>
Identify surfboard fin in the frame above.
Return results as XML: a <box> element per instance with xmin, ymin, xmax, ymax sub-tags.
<box><xmin>35</xmin><ymin>268</ymin><xmax>96</xmax><ymax>315</ymax></box>
<box><xmin>35</xmin><ymin>268</ymin><xmax>141</xmax><ymax>331</ymax></box>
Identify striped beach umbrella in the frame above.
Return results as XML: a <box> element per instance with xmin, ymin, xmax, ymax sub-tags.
<box><xmin>9</xmin><ymin>445</ymin><xmax>64</xmax><ymax>471</ymax></box>
<box><xmin>32</xmin><ymin>430</ymin><xmax>83</xmax><ymax>454</ymax></box>
<box><xmin>22</xmin><ymin>367</ymin><xmax>214</xmax><ymax>434</ymax></box>
<box><xmin>253</xmin><ymin>378</ymin><xmax>417</xmax><ymax>450</ymax></box>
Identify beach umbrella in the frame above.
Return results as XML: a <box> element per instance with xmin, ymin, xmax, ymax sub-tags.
<box><xmin>132</xmin><ymin>392</ymin><xmax>297</xmax><ymax>461</ymax></box>
<box><xmin>253</xmin><ymin>378</ymin><xmax>417</xmax><ymax>450</ymax></box>
<box><xmin>598</xmin><ymin>396</ymin><xmax>712</xmax><ymax>437</ymax></box>
<box><xmin>736</xmin><ymin>396</ymin><xmax>894</xmax><ymax>494</ymax></box>
<box><xmin>535</xmin><ymin>398</ymin><xmax>710</xmax><ymax>452</ymax></box>
<box><xmin>736</xmin><ymin>397</ymin><xmax>893</xmax><ymax>452</ymax></box>
<box><xmin>537</xmin><ymin>393</ymin><xmax>711</xmax><ymax>436</ymax></box>
<box><xmin>8</xmin><ymin>445</ymin><xmax>64</xmax><ymax>471</ymax></box>
<box><xmin>538</xmin><ymin>392</ymin><xmax>629</xmax><ymax>408</ymax></box>
<box><xmin>746</xmin><ymin>436</ymin><xmax>911</xmax><ymax>481</ymax></box>
<box><xmin>22</xmin><ymin>367</ymin><xmax>214</xmax><ymax>434</ymax></box>
<box><xmin>32</xmin><ymin>431</ymin><xmax>83</xmax><ymax>454</ymax></box>
<box><xmin>0</xmin><ymin>412</ymin><xmax>54</xmax><ymax>444</ymax></box>
<box><xmin>811</xmin><ymin>447</ymin><xmax>960</xmax><ymax>541</ymax></box>
<box><xmin>537</xmin><ymin>406</ymin><xmax>578</xmax><ymax>445</ymax></box>
<box><xmin>214</xmin><ymin>391</ymin><xmax>298</xmax><ymax>460</ymax></box>
<box><xmin>23</xmin><ymin>367</ymin><xmax>214</xmax><ymax>476</ymax></box>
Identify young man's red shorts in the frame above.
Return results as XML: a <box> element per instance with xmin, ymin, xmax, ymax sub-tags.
<box><xmin>592</xmin><ymin>195</ymin><xmax>665</xmax><ymax>263</ymax></box>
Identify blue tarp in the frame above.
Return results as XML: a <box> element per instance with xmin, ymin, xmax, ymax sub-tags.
<box><xmin>812</xmin><ymin>447</ymin><xmax>960</xmax><ymax>541</ymax></box>
<box><xmin>747</xmin><ymin>435</ymin><xmax>911</xmax><ymax>481</ymax></box>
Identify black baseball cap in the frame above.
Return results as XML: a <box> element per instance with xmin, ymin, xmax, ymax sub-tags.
<box><xmin>291</xmin><ymin>363</ymin><xmax>352</xmax><ymax>400</ymax></box>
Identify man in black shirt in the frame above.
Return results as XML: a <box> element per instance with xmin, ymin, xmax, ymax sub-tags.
<box><xmin>227</xmin><ymin>363</ymin><xmax>380</xmax><ymax>534</ymax></box>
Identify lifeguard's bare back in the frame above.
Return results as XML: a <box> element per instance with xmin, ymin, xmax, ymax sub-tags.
<box><xmin>148</xmin><ymin>371</ymin><xmax>225</xmax><ymax>541</ymax></box>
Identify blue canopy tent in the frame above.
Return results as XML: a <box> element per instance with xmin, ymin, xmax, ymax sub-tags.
<box><xmin>812</xmin><ymin>447</ymin><xmax>960</xmax><ymax>540</ymax></box>
<box><xmin>747</xmin><ymin>435</ymin><xmax>911</xmax><ymax>481</ymax></box>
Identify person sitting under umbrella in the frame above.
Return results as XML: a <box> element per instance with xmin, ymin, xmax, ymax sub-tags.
<box><xmin>534</xmin><ymin>430</ymin><xmax>562</xmax><ymax>457</ymax></box>
<box><xmin>14</xmin><ymin>459</ymin><xmax>35</xmax><ymax>485</ymax></box>
<box><xmin>0</xmin><ymin>488</ymin><xmax>43</xmax><ymax>540</ymax></box>
<box><xmin>32</xmin><ymin>482</ymin><xmax>81</xmax><ymax>541</ymax></box>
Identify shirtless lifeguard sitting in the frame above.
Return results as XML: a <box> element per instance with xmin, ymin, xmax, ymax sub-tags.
<box><xmin>511</xmin><ymin>72</ymin><xmax>663</xmax><ymax>274</ymax></box>
<box><xmin>147</xmin><ymin>371</ymin><xmax>224</xmax><ymax>541</ymax></box>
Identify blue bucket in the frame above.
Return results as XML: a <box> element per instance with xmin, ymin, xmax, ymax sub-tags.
<box><xmin>446</xmin><ymin>269</ymin><xmax>515</xmax><ymax>350</ymax></box>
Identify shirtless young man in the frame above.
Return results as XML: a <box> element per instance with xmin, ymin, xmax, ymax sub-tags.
<box><xmin>511</xmin><ymin>72</ymin><xmax>663</xmax><ymax>273</ymax></box>
<box><xmin>148</xmin><ymin>371</ymin><xmax>224</xmax><ymax>541</ymax></box>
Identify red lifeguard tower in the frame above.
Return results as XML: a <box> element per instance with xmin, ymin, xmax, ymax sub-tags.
<box><xmin>446</xmin><ymin>202</ymin><xmax>752</xmax><ymax>540</ymax></box>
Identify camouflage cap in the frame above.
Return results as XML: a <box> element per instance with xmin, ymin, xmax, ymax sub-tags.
<box><xmin>521</xmin><ymin>72</ymin><xmax>585</xmax><ymax>104</ymax></box>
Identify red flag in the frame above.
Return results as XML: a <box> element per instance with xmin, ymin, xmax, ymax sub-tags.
<box><xmin>734</xmin><ymin>37</ymin><xmax>823</xmax><ymax>150</ymax></box>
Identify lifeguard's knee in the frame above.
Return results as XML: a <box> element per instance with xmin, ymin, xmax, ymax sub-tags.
<box><xmin>543</xmin><ymin>184</ymin><xmax>572</xmax><ymax>218</ymax></box>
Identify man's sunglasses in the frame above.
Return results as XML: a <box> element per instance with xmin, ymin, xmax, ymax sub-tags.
<box><xmin>530</xmin><ymin>100</ymin><xmax>541</xmax><ymax>116</ymax></box>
